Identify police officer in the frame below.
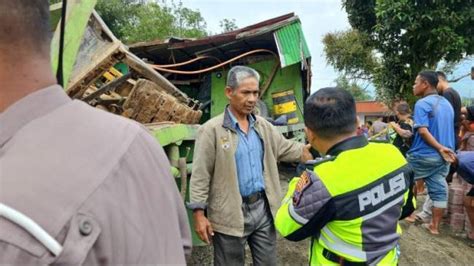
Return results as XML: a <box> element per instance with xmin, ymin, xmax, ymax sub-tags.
<box><xmin>275</xmin><ymin>87</ymin><xmax>415</xmax><ymax>265</ymax></box>
<box><xmin>0</xmin><ymin>1</ymin><xmax>190</xmax><ymax>264</ymax></box>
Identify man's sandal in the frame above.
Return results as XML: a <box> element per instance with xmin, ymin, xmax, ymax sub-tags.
<box><xmin>404</xmin><ymin>214</ymin><xmax>416</xmax><ymax>223</ymax></box>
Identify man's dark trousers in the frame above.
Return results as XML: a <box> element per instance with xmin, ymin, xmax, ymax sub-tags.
<box><xmin>213</xmin><ymin>194</ymin><xmax>277</xmax><ymax>266</ymax></box>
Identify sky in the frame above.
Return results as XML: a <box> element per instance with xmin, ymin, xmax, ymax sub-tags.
<box><xmin>179</xmin><ymin>0</ymin><xmax>350</xmax><ymax>92</ymax></box>
<box><xmin>445</xmin><ymin>59</ymin><xmax>474</xmax><ymax>100</ymax></box>
<box><xmin>179</xmin><ymin>0</ymin><xmax>473</xmax><ymax>98</ymax></box>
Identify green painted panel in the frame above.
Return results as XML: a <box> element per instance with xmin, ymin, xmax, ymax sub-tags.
<box><xmin>210</xmin><ymin>60</ymin><xmax>304</xmax><ymax>123</ymax></box>
<box><xmin>210</xmin><ymin>71</ymin><xmax>228</xmax><ymax>118</ymax></box>
<box><xmin>149</xmin><ymin>124</ymin><xmax>198</xmax><ymax>147</ymax></box>
<box><xmin>50</xmin><ymin>0</ymin><xmax>97</xmax><ymax>88</ymax></box>
<box><xmin>114</xmin><ymin>62</ymin><xmax>129</xmax><ymax>74</ymax></box>
<box><xmin>174</xmin><ymin>176</ymin><xmax>206</xmax><ymax>246</ymax></box>
<box><xmin>274</xmin><ymin>22</ymin><xmax>311</xmax><ymax>68</ymax></box>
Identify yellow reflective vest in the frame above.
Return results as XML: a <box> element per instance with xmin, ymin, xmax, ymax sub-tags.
<box><xmin>275</xmin><ymin>136</ymin><xmax>415</xmax><ymax>265</ymax></box>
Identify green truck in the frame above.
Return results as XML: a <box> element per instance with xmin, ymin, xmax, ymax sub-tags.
<box><xmin>50</xmin><ymin>0</ymin><xmax>311</xmax><ymax>245</ymax></box>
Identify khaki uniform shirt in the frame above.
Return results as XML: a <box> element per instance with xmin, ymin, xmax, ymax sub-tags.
<box><xmin>0</xmin><ymin>86</ymin><xmax>191</xmax><ymax>264</ymax></box>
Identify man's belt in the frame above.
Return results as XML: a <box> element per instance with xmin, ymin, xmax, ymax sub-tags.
<box><xmin>322</xmin><ymin>248</ymin><xmax>366</xmax><ymax>266</ymax></box>
<box><xmin>242</xmin><ymin>191</ymin><xmax>264</xmax><ymax>204</ymax></box>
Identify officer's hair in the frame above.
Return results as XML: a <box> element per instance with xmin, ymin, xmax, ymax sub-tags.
<box><xmin>304</xmin><ymin>87</ymin><xmax>357</xmax><ymax>139</ymax></box>
<box><xmin>418</xmin><ymin>70</ymin><xmax>438</xmax><ymax>89</ymax></box>
<box><xmin>436</xmin><ymin>71</ymin><xmax>447</xmax><ymax>81</ymax></box>
<box><xmin>226</xmin><ymin>66</ymin><xmax>260</xmax><ymax>91</ymax></box>
<box><xmin>0</xmin><ymin>0</ymin><xmax>51</xmax><ymax>53</ymax></box>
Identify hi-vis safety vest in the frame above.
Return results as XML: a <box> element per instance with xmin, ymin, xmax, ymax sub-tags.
<box><xmin>275</xmin><ymin>136</ymin><xmax>415</xmax><ymax>265</ymax></box>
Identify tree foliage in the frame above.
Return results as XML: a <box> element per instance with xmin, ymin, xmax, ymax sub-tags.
<box><xmin>95</xmin><ymin>0</ymin><xmax>207</xmax><ymax>43</ymax></box>
<box><xmin>219</xmin><ymin>18</ymin><xmax>238</xmax><ymax>33</ymax></box>
<box><xmin>324</xmin><ymin>0</ymin><xmax>474</xmax><ymax>102</ymax></box>
<box><xmin>462</xmin><ymin>97</ymin><xmax>474</xmax><ymax>107</ymax></box>
<box><xmin>343</xmin><ymin>0</ymin><xmax>376</xmax><ymax>34</ymax></box>
<box><xmin>335</xmin><ymin>76</ymin><xmax>372</xmax><ymax>101</ymax></box>
<box><xmin>49</xmin><ymin>0</ymin><xmax>209</xmax><ymax>43</ymax></box>
<box><xmin>323</xmin><ymin>29</ymin><xmax>378</xmax><ymax>81</ymax></box>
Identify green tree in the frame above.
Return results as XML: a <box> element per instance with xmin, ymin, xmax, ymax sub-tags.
<box><xmin>335</xmin><ymin>76</ymin><xmax>373</xmax><ymax>101</ymax></box>
<box><xmin>171</xmin><ymin>0</ymin><xmax>207</xmax><ymax>39</ymax></box>
<box><xmin>94</xmin><ymin>0</ymin><xmax>142</xmax><ymax>41</ymax></box>
<box><xmin>462</xmin><ymin>97</ymin><xmax>474</xmax><ymax>107</ymax></box>
<box><xmin>219</xmin><ymin>18</ymin><xmax>238</xmax><ymax>33</ymax></box>
<box><xmin>323</xmin><ymin>29</ymin><xmax>378</xmax><ymax>81</ymax></box>
<box><xmin>324</xmin><ymin>0</ymin><xmax>474</xmax><ymax>102</ymax></box>
<box><xmin>120</xmin><ymin>2</ymin><xmax>177</xmax><ymax>43</ymax></box>
<box><xmin>94</xmin><ymin>0</ymin><xmax>207</xmax><ymax>43</ymax></box>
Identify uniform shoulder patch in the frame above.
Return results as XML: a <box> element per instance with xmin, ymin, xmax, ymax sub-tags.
<box><xmin>293</xmin><ymin>170</ymin><xmax>315</xmax><ymax>206</ymax></box>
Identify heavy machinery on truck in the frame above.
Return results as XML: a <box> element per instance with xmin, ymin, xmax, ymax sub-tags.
<box><xmin>49</xmin><ymin>0</ymin><xmax>312</xmax><ymax>245</ymax></box>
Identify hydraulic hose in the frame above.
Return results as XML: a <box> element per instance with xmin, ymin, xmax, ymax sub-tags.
<box><xmin>152</xmin><ymin>55</ymin><xmax>221</xmax><ymax>68</ymax></box>
<box><xmin>149</xmin><ymin>49</ymin><xmax>278</xmax><ymax>75</ymax></box>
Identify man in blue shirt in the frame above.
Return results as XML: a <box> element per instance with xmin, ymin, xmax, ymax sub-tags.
<box><xmin>407</xmin><ymin>71</ymin><xmax>455</xmax><ymax>235</ymax></box>
<box><xmin>227</xmin><ymin>110</ymin><xmax>266</xmax><ymax>196</ymax></box>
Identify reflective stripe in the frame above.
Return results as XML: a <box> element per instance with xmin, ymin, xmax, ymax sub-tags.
<box><xmin>289</xmin><ymin>203</ymin><xmax>308</xmax><ymax>224</ymax></box>
<box><xmin>320</xmin><ymin>227</ymin><xmax>367</xmax><ymax>261</ymax></box>
<box><xmin>361</xmin><ymin>195</ymin><xmax>405</xmax><ymax>221</ymax></box>
<box><xmin>281</xmin><ymin>196</ymin><xmax>291</xmax><ymax>205</ymax></box>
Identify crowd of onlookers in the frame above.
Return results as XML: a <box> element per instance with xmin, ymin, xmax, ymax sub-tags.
<box><xmin>357</xmin><ymin>70</ymin><xmax>474</xmax><ymax>247</ymax></box>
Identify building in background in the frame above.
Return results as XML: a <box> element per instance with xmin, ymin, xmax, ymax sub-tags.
<box><xmin>356</xmin><ymin>100</ymin><xmax>393</xmax><ymax>125</ymax></box>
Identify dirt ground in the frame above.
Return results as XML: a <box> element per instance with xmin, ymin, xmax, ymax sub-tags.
<box><xmin>189</xmin><ymin>169</ymin><xmax>474</xmax><ymax>265</ymax></box>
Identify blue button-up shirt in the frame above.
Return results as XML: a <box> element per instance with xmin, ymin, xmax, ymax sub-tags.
<box><xmin>228</xmin><ymin>109</ymin><xmax>265</xmax><ymax>197</ymax></box>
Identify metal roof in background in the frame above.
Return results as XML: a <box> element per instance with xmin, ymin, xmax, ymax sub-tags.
<box><xmin>128</xmin><ymin>13</ymin><xmax>295</xmax><ymax>50</ymax></box>
<box><xmin>127</xmin><ymin>12</ymin><xmax>311</xmax><ymax>71</ymax></box>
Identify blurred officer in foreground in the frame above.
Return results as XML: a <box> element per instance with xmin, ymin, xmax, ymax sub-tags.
<box><xmin>0</xmin><ymin>1</ymin><xmax>190</xmax><ymax>264</ymax></box>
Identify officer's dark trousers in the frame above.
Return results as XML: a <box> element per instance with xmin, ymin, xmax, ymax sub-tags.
<box><xmin>213</xmin><ymin>197</ymin><xmax>277</xmax><ymax>266</ymax></box>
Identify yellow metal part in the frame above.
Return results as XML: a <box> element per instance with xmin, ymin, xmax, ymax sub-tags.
<box><xmin>272</xmin><ymin>90</ymin><xmax>299</xmax><ymax>124</ymax></box>
<box><xmin>273</xmin><ymin>101</ymin><xmax>297</xmax><ymax>114</ymax></box>
<box><xmin>109</xmin><ymin>67</ymin><xmax>123</xmax><ymax>77</ymax></box>
<box><xmin>272</xmin><ymin>90</ymin><xmax>293</xmax><ymax>98</ymax></box>
<box><xmin>288</xmin><ymin>117</ymin><xmax>299</xmax><ymax>124</ymax></box>
<box><xmin>102</xmin><ymin>67</ymin><xmax>123</xmax><ymax>82</ymax></box>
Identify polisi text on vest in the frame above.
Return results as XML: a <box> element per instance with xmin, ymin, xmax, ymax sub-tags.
<box><xmin>358</xmin><ymin>173</ymin><xmax>406</xmax><ymax>212</ymax></box>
